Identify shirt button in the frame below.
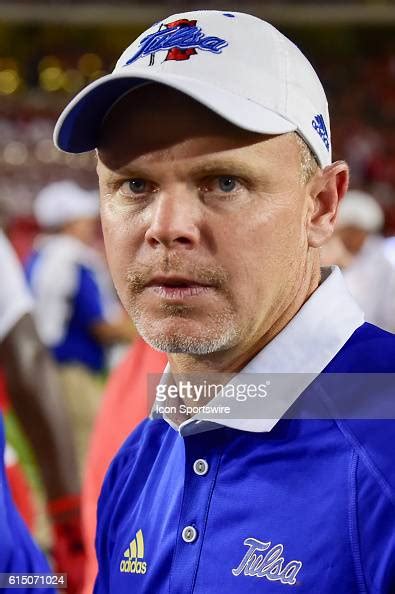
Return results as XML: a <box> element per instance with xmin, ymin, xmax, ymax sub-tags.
<box><xmin>193</xmin><ymin>458</ymin><xmax>209</xmax><ymax>476</ymax></box>
<box><xmin>182</xmin><ymin>525</ymin><xmax>198</xmax><ymax>543</ymax></box>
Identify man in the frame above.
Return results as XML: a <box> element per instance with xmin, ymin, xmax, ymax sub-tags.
<box><xmin>321</xmin><ymin>189</ymin><xmax>395</xmax><ymax>332</ymax></box>
<box><xmin>0</xmin><ymin>228</ymin><xmax>82</xmax><ymax>593</ymax></box>
<box><xmin>26</xmin><ymin>180</ymin><xmax>134</xmax><ymax>474</ymax></box>
<box><xmin>54</xmin><ymin>11</ymin><xmax>395</xmax><ymax>593</ymax></box>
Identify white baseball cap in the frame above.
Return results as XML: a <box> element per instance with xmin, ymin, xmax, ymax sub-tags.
<box><xmin>54</xmin><ymin>10</ymin><xmax>332</xmax><ymax>167</ymax></box>
<box><xmin>337</xmin><ymin>190</ymin><xmax>384</xmax><ymax>233</ymax></box>
<box><xmin>34</xmin><ymin>180</ymin><xmax>99</xmax><ymax>228</ymax></box>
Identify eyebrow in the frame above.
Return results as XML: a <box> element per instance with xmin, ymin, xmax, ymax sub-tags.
<box><xmin>186</xmin><ymin>158</ymin><xmax>258</xmax><ymax>179</ymax></box>
<box><xmin>100</xmin><ymin>157</ymin><xmax>259</xmax><ymax>182</ymax></box>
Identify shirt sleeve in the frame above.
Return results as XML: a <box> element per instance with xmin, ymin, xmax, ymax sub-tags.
<box><xmin>0</xmin><ymin>231</ymin><xmax>34</xmax><ymax>343</ymax></box>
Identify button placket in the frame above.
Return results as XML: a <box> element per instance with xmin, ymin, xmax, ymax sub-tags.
<box><xmin>169</xmin><ymin>432</ymin><xmax>226</xmax><ymax>594</ymax></box>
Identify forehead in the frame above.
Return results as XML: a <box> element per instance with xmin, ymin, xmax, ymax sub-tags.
<box><xmin>97</xmin><ymin>83</ymin><xmax>299</xmax><ymax>172</ymax></box>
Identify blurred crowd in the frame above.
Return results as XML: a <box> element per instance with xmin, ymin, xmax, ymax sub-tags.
<box><xmin>322</xmin><ymin>47</ymin><xmax>395</xmax><ymax>228</ymax></box>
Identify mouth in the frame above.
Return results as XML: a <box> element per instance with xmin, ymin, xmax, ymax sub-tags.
<box><xmin>145</xmin><ymin>276</ymin><xmax>215</xmax><ymax>300</ymax></box>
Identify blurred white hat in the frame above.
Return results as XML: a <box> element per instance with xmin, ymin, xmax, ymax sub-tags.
<box><xmin>34</xmin><ymin>180</ymin><xmax>99</xmax><ymax>228</ymax></box>
<box><xmin>337</xmin><ymin>190</ymin><xmax>384</xmax><ymax>233</ymax></box>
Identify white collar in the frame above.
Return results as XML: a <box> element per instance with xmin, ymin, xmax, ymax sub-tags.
<box><xmin>151</xmin><ymin>266</ymin><xmax>364</xmax><ymax>435</ymax></box>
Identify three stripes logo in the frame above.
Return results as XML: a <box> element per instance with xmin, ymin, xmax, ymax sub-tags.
<box><xmin>120</xmin><ymin>529</ymin><xmax>148</xmax><ymax>575</ymax></box>
<box><xmin>312</xmin><ymin>113</ymin><xmax>330</xmax><ymax>151</ymax></box>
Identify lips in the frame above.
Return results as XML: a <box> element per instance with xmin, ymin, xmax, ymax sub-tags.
<box><xmin>147</xmin><ymin>275</ymin><xmax>212</xmax><ymax>288</ymax></box>
<box><xmin>145</xmin><ymin>276</ymin><xmax>214</xmax><ymax>299</ymax></box>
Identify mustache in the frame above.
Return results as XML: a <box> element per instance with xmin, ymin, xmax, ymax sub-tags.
<box><xmin>126</xmin><ymin>253</ymin><xmax>230</xmax><ymax>293</ymax></box>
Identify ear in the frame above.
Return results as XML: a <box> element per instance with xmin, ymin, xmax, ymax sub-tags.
<box><xmin>307</xmin><ymin>160</ymin><xmax>349</xmax><ymax>248</ymax></box>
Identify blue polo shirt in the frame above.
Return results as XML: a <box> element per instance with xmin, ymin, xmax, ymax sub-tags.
<box><xmin>94</xmin><ymin>267</ymin><xmax>395</xmax><ymax>593</ymax></box>
<box><xmin>0</xmin><ymin>417</ymin><xmax>55</xmax><ymax>593</ymax></box>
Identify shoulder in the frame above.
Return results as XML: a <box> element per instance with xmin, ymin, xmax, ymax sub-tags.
<box><xmin>323</xmin><ymin>323</ymin><xmax>395</xmax><ymax>500</ymax></box>
<box><xmin>325</xmin><ymin>322</ymin><xmax>395</xmax><ymax>372</ymax></box>
<box><xmin>334</xmin><ymin>418</ymin><xmax>395</xmax><ymax>505</ymax></box>
<box><xmin>29</xmin><ymin>237</ymin><xmax>83</xmax><ymax>296</ymax></box>
<box><xmin>118</xmin><ymin>417</ymin><xmax>172</xmax><ymax>456</ymax></box>
<box><xmin>101</xmin><ymin>418</ymin><xmax>173</xmax><ymax>494</ymax></box>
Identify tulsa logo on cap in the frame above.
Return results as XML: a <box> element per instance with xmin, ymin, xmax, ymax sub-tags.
<box><xmin>124</xmin><ymin>18</ymin><xmax>228</xmax><ymax>66</ymax></box>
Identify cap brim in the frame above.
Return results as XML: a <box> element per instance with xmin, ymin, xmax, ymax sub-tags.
<box><xmin>54</xmin><ymin>69</ymin><xmax>297</xmax><ymax>153</ymax></box>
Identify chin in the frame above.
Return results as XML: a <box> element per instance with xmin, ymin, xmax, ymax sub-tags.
<box><xmin>135</xmin><ymin>317</ymin><xmax>239</xmax><ymax>356</ymax></box>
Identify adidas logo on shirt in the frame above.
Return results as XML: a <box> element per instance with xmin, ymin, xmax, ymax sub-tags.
<box><xmin>120</xmin><ymin>529</ymin><xmax>147</xmax><ymax>574</ymax></box>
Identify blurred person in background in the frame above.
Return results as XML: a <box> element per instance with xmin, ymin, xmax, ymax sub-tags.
<box><xmin>0</xmin><ymin>227</ymin><xmax>84</xmax><ymax>594</ymax></box>
<box><xmin>321</xmin><ymin>189</ymin><xmax>395</xmax><ymax>332</ymax></box>
<box><xmin>25</xmin><ymin>180</ymin><xmax>135</xmax><ymax>477</ymax></box>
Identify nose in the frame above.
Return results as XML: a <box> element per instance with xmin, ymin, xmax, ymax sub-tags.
<box><xmin>145</xmin><ymin>191</ymin><xmax>201</xmax><ymax>250</ymax></box>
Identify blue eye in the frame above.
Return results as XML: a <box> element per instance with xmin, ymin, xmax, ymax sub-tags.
<box><xmin>128</xmin><ymin>179</ymin><xmax>146</xmax><ymax>193</ymax></box>
<box><xmin>218</xmin><ymin>176</ymin><xmax>237</xmax><ymax>192</ymax></box>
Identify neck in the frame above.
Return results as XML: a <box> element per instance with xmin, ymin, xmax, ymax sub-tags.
<box><xmin>168</xmin><ymin>255</ymin><xmax>321</xmax><ymax>376</ymax></box>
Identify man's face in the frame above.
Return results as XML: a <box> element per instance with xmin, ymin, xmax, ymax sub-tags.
<box><xmin>97</xmin><ymin>85</ymin><xmax>313</xmax><ymax>357</ymax></box>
